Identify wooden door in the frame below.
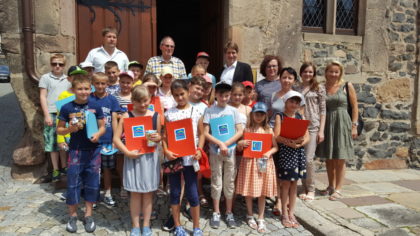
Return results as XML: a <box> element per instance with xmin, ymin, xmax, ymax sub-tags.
<box><xmin>76</xmin><ymin>0</ymin><xmax>157</xmax><ymax>66</ymax></box>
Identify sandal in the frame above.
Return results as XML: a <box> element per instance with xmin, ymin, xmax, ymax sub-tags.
<box><xmin>281</xmin><ymin>215</ymin><xmax>293</xmax><ymax>228</ymax></box>
<box><xmin>289</xmin><ymin>215</ymin><xmax>300</xmax><ymax>228</ymax></box>
<box><xmin>199</xmin><ymin>195</ymin><xmax>208</xmax><ymax>207</ymax></box>
<box><xmin>320</xmin><ymin>186</ymin><xmax>334</xmax><ymax>196</ymax></box>
<box><xmin>257</xmin><ymin>219</ymin><xmax>267</xmax><ymax>233</ymax></box>
<box><xmin>304</xmin><ymin>192</ymin><xmax>315</xmax><ymax>202</ymax></box>
<box><xmin>298</xmin><ymin>193</ymin><xmax>307</xmax><ymax>200</ymax></box>
<box><xmin>329</xmin><ymin>190</ymin><xmax>342</xmax><ymax>201</ymax></box>
<box><xmin>246</xmin><ymin>215</ymin><xmax>258</xmax><ymax>230</ymax></box>
<box><xmin>272</xmin><ymin>207</ymin><xmax>281</xmax><ymax>216</ymax></box>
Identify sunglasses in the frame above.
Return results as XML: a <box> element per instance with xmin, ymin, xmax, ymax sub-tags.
<box><xmin>51</xmin><ymin>62</ymin><xmax>65</xmax><ymax>67</ymax></box>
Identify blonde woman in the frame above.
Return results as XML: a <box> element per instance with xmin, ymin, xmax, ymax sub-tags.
<box><xmin>316</xmin><ymin>61</ymin><xmax>358</xmax><ymax>201</ymax></box>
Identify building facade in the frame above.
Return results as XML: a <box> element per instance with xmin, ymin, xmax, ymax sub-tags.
<box><xmin>0</xmin><ymin>0</ymin><xmax>419</xmax><ymax>179</ymax></box>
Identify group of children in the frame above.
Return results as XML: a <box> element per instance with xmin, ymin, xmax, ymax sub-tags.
<box><xmin>40</xmin><ymin>53</ymin><xmax>310</xmax><ymax>235</ymax></box>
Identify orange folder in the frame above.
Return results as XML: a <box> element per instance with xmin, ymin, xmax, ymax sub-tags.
<box><xmin>123</xmin><ymin>116</ymin><xmax>155</xmax><ymax>154</ymax></box>
<box><xmin>166</xmin><ymin>118</ymin><xmax>196</xmax><ymax>157</ymax></box>
<box><xmin>280</xmin><ymin>116</ymin><xmax>310</xmax><ymax>139</ymax></box>
<box><xmin>127</xmin><ymin>96</ymin><xmax>164</xmax><ymax>125</ymax></box>
<box><xmin>243</xmin><ymin>132</ymin><xmax>273</xmax><ymax>158</ymax></box>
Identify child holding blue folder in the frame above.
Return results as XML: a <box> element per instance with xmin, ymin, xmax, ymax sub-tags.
<box><xmin>57</xmin><ymin>75</ymin><xmax>105</xmax><ymax>233</ymax></box>
<box><xmin>203</xmin><ymin>82</ymin><xmax>243</xmax><ymax>229</ymax></box>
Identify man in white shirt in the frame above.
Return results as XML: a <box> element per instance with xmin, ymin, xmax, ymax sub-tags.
<box><xmin>84</xmin><ymin>27</ymin><xmax>129</xmax><ymax>72</ymax></box>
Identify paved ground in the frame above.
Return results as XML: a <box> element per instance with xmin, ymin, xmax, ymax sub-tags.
<box><xmin>0</xmin><ymin>84</ymin><xmax>313</xmax><ymax>235</ymax></box>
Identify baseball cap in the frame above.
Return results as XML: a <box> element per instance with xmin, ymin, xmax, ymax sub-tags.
<box><xmin>242</xmin><ymin>81</ymin><xmax>254</xmax><ymax>89</ymax></box>
<box><xmin>119</xmin><ymin>71</ymin><xmax>135</xmax><ymax>80</ymax></box>
<box><xmin>252</xmin><ymin>102</ymin><xmax>268</xmax><ymax>113</ymax></box>
<box><xmin>282</xmin><ymin>90</ymin><xmax>304</xmax><ymax>103</ymax></box>
<box><xmin>203</xmin><ymin>75</ymin><xmax>212</xmax><ymax>84</ymax></box>
<box><xmin>128</xmin><ymin>61</ymin><xmax>143</xmax><ymax>68</ymax></box>
<box><xmin>68</xmin><ymin>66</ymin><xmax>88</xmax><ymax>76</ymax></box>
<box><xmin>79</xmin><ymin>61</ymin><xmax>94</xmax><ymax>69</ymax></box>
<box><xmin>160</xmin><ymin>67</ymin><xmax>174</xmax><ymax>77</ymax></box>
<box><xmin>196</xmin><ymin>51</ymin><xmax>210</xmax><ymax>59</ymax></box>
<box><xmin>215</xmin><ymin>82</ymin><xmax>232</xmax><ymax>91</ymax></box>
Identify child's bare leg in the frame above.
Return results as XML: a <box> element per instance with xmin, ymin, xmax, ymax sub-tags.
<box><xmin>59</xmin><ymin>150</ymin><xmax>67</xmax><ymax>168</ymax></box>
<box><xmin>68</xmin><ymin>204</ymin><xmax>77</xmax><ymax>217</ymax></box>
<box><xmin>85</xmin><ymin>201</ymin><xmax>93</xmax><ymax>217</ymax></box>
<box><xmin>50</xmin><ymin>151</ymin><xmax>60</xmax><ymax>170</ymax></box>
<box><xmin>171</xmin><ymin>204</ymin><xmax>181</xmax><ymax>227</ymax></box>
<box><xmin>257</xmin><ymin>196</ymin><xmax>266</xmax><ymax>219</ymax></box>
<box><xmin>212</xmin><ymin>198</ymin><xmax>220</xmax><ymax>213</ymax></box>
<box><xmin>130</xmin><ymin>192</ymin><xmax>141</xmax><ymax>228</ymax></box>
<box><xmin>288</xmin><ymin>181</ymin><xmax>297</xmax><ymax>217</ymax></box>
<box><xmin>142</xmin><ymin>192</ymin><xmax>153</xmax><ymax>227</ymax></box>
<box><xmin>103</xmin><ymin>169</ymin><xmax>112</xmax><ymax>196</ymax></box>
<box><xmin>245</xmin><ymin>196</ymin><xmax>253</xmax><ymax>216</ymax></box>
<box><xmin>280</xmin><ymin>180</ymin><xmax>290</xmax><ymax>218</ymax></box>
<box><xmin>276</xmin><ymin>179</ymin><xmax>282</xmax><ymax>210</ymax></box>
<box><xmin>226</xmin><ymin>198</ymin><xmax>233</xmax><ymax>214</ymax></box>
<box><xmin>190</xmin><ymin>205</ymin><xmax>200</xmax><ymax>229</ymax></box>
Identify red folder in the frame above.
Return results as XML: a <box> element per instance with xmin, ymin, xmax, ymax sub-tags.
<box><xmin>166</xmin><ymin>118</ymin><xmax>196</xmax><ymax>157</ymax></box>
<box><xmin>123</xmin><ymin>116</ymin><xmax>155</xmax><ymax>154</ymax></box>
<box><xmin>127</xmin><ymin>96</ymin><xmax>164</xmax><ymax>125</ymax></box>
<box><xmin>280</xmin><ymin>116</ymin><xmax>310</xmax><ymax>139</ymax></box>
<box><xmin>243</xmin><ymin>132</ymin><xmax>273</xmax><ymax>158</ymax></box>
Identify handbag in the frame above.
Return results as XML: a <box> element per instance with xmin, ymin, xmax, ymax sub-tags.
<box><xmin>161</xmin><ymin>158</ymin><xmax>184</xmax><ymax>175</ymax></box>
<box><xmin>345</xmin><ymin>82</ymin><xmax>364</xmax><ymax>136</ymax></box>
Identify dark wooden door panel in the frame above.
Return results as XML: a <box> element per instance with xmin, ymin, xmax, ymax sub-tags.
<box><xmin>76</xmin><ymin>0</ymin><xmax>157</xmax><ymax>66</ymax></box>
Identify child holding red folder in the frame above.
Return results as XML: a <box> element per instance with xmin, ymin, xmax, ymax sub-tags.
<box><xmin>236</xmin><ymin>102</ymin><xmax>278</xmax><ymax>233</ymax></box>
<box><xmin>273</xmin><ymin>91</ymin><xmax>309</xmax><ymax>229</ymax></box>
<box><xmin>113</xmin><ymin>85</ymin><xmax>162</xmax><ymax>236</ymax></box>
<box><xmin>163</xmin><ymin>79</ymin><xmax>204</xmax><ymax>236</ymax></box>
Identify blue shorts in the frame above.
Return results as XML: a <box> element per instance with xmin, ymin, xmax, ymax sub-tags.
<box><xmin>66</xmin><ymin>148</ymin><xmax>101</xmax><ymax>205</ymax></box>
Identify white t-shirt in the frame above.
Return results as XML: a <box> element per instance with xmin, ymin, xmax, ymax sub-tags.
<box><xmin>165</xmin><ymin>106</ymin><xmax>203</xmax><ymax>166</ymax></box>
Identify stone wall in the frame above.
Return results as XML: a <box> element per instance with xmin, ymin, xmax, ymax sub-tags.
<box><xmin>0</xmin><ymin>0</ymin><xmax>77</xmax><ymax>179</ymax></box>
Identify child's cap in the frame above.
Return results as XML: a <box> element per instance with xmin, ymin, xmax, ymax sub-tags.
<box><xmin>252</xmin><ymin>102</ymin><xmax>268</xmax><ymax>113</ymax></box>
<box><xmin>215</xmin><ymin>82</ymin><xmax>232</xmax><ymax>91</ymax></box>
<box><xmin>68</xmin><ymin>66</ymin><xmax>88</xmax><ymax>76</ymax></box>
<box><xmin>283</xmin><ymin>90</ymin><xmax>304</xmax><ymax>102</ymax></box>
<box><xmin>203</xmin><ymin>75</ymin><xmax>212</xmax><ymax>84</ymax></box>
<box><xmin>128</xmin><ymin>61</ymin><xmax>143</xmax><ymax>68</ymax></box>
<box><xmin>242</xmin><ymin>81</ymin><xmax>254</xmax><ymax>89</ymax></box>
<box><xmin>161</xmin><ymin>66</ymin><xmax>174</xmax><ymax>77</ymax></box>
<box><xmin>119</xmin><ymin>71</ymin><xmax>135</xmax><ymax>80</ymax></box>
<box><xmin>196</xmin><ymin>51</ymin><xmax>210</xmax><ymax>59</ymax></box>
<box><xmin>79</xmin><ymin>61</ymin><xmax>94</xmax><ymax>69</ymax></box>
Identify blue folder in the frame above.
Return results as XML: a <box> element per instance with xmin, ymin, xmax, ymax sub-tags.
<box><xmin>209</xmin><ymin>115</ymin><xmax>236</xmax><ymax>148</ymax></box>
<box><xmin>55</xmin><ymin>95</ymin><xmax>75</xmax><ymax>112</ymax></box>
<box><xmin>85</xmin><ymin>110</ymin><xmax>98</xmax><ymax>139</ymax></box>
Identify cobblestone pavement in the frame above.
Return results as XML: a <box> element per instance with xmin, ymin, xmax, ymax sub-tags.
<box><xmin>0</xmin><ymin>84</ymin><xmax>313</xmax><ymax>235</ymax></box>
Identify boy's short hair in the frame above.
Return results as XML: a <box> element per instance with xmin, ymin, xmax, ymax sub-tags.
<box><xmin>224</xmin><ymin>41</ymin><xmax>239</xmax><ymax>53</ymax></box>
<box><xmin>50</xmin><ymin>54</ymin><xmax>66</xmax><ymax>64</ymax></box>
<box><xmin>104</xmin><ymin>61</ymin><xmax>119</xmax><ymax>71</ymax></box>
<box><xmin>92</xmin><ymin>72</ymin><xmax>108</xmax><ymax>82</ymax></box>
<box><xmin>189</xmin><ymin>76</ymin><xmax>206</xmax><ymax>88</ymax></box>
<box><xmin>215</xmin><ymin>82</ymin><xmax>232</xmax><ymax>94</ymax></box>
<box><xmin>102</xmin><ymin>27</ymin><xmax>118</xmax><ymax>37</ymax></box>
<box><xmin>71</xmin><ymin>74</ymin><xmax>90</xmax><ymax>88</ymax></box>
<box><xmin>128</xmin><ymin>61</ymin><xmax>144</xmax><ymax>70</ymax></box>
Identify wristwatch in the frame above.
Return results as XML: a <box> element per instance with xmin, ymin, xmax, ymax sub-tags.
<box><xmin>352</xmin><ymin>122</ymin><xmax>358</xmax><ymax>127</ymax></box>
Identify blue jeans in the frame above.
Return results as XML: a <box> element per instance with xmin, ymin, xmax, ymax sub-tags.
<box><xmin>169</xmin><ymin>166</ymin><xmax>199</xmax><ymax>207</ymax></box>
<box><xmin>66</xmin><ymin>148</ymin><xmax>101</xmax><ymax>205</ymax></box>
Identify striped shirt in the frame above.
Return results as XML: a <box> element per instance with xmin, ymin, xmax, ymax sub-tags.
<box><xmin>145</xmin><ymin>56</ymin><xmax>187</xmax><ymax>79</ymax></box>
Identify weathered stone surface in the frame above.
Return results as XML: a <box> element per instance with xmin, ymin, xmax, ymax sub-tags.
<box><xmin>356</xmin><ymin>204</ymin><xmax>420</xmax><ymax>227</ymax></box>
<box><xmin>381</xmin><ymin>110</ymin><xmax>409</xmax><ymax>120</ymax></box>
<box><xmin>340</xmin><ymin>196</ymin><xmax>392</xmax><ymax>207</ymax></box>
<box><xmin>367</xmin><ymin>77</ymin><xmax>382</xmax><ymax>84</ymax></box>
<box><xmin>0</xmin><ymin>33</ymin><xmax>21</xmax><ymax>54</ymax></box>
<box><xmin>378</xmin><ymin>122</ymin><xmax>388</xmax><ymax>131</ymax></box>
<box><xmin>395</xmin><ymin>147</ymin><xmax>409</xmax><ymax>159</ymax></box>
<box><xmin>392</xmin><ymin>13</ymin><xmax>405</xmax><ymax>22</ymax></box>
<box><xmin>389</xmin><ymin>122</ymin><xmax>410</xmax><ymax>133</ymax></box>
<box><xmin>376</xmin><ymin>78</ymin><xmax>412</xmax><ymax>103</ymax></box>
<box><xmin>12</xmin><ymin>133</ymin><xmax>45</xmax><ymax>166</ymax></box>
<box><xmin>364</xmin><ymin>107</ymin><xmax>379</xmax><ymax>118</ymax></box>
<box><xmin>34</xmin><ymin>0</ymin><xmax>59</xmax><ymax>35</ymax></box>
<box><xmin>364</xmin><ymin>159</ymin><xmax>407</xmax><ymax>169</ymax></box>
<box><xmin>35</xmin><ymin>35</ymin><xmax>75</xmax><ymax>53</ymax></box>
<box><xmin>388</xmin><ymin>192</ymin><xmax>420</xmax><ymax>211</ymax></box>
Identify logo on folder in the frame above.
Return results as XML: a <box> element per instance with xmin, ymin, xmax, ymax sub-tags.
<box><xmin>148</xmin><ymin>104</ymin><xmax>155</xmax><ymax>111</ymax></box>
<box><xmin>174</xmin><ymin>128</ymin><xmax>186</xmax><ymax>141</ymax></box>
<box><xmin>251</xmin><ymin>141</ymin><xmax>263</xmax><ymax>152</ymax></box>
<box><xmin>218</xmin><ymin>124</ymin><xmax>229</xmax><ymax>135</ymax></box>
<box><xmin>132</xmin><ymin>125</ymin><xmax>145</xmax><ymax>138</ymax></box>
